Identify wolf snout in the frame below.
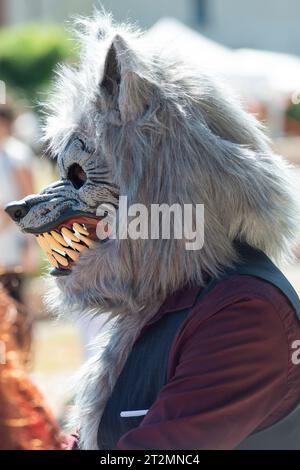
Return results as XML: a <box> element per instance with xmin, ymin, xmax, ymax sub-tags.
<box><xmin>5</xmin><ymin>200</ymin><xmax>30</xmax><ymax>222</ymax></box>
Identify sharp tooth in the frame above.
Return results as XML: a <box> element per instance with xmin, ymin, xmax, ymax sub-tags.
<box><xmin>61</xmin><ymin>227</ymin><xmax>80</xmax><ymax>242</ymax></box>
<box><xmin>46</xmin><ymin>252</ymin><xmax>59</xmax><ymax>268</ymax></box>
<box><xmin>62</xmin><ymin>234</ymin><xmax>73</xmax><ymax>247</ymax></box>
<box><xmin>36</xmin><ymin>235</ymin><xmax>51</xmax><ymax>253</ymax></box>
<box><xmin>51</xmin><ymin>231</ymin><xmax>69</xmax><ymax>247</ymax></box>
<box><xmin>52</xmin><ymin>251</ymin><xmax>69</xmax><ymax>267</ymax></box>
<box><xmin>73</xmin><ymin>223</ymin><xmax>89</xmax><ymax>236</ymax></box>
<box><xmin>53</xmin><ymin>247</ymin><xmax>66</xmax><ymax>256</ymax></box>
<box><xmin>76</xmin><ymin>233</ymin><xmax>93</xmax><ymax>247</ymax></box>
<box><xmin>44</xmin><ymin>232</ymin><xmax>65</xmax><ymax>252</ymax></box>
<box><xmin>71</xmin><ymin>241</ymin><xmax>88</xmax><ymax>253</ymax></box>
<box><xmin>64</xmin><ymin>248</ymin><xmax>79</xmax><ymax>261</ymax></box>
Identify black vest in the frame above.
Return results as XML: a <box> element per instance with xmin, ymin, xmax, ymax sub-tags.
<box><xmin>98</xmin><ymin>243</ymin><xmax>300</xmax><ymax>450</ymax></box>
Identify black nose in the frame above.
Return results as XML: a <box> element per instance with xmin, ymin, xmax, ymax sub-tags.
<box><xmin>5</xmin><ymin>201</ymin><xmax>30</xmax><ymax>222</ymax></box>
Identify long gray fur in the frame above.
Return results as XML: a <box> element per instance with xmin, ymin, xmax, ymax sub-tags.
<box><xmin>9</xmin><ymin>11</ymin><xmax>300</xmax><ymax>449</ymax></box>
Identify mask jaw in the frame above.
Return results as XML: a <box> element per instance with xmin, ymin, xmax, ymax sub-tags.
<box><xmin>32</xmin><ymin>212</ymin><xmax>103</xmax><ymax>277</ymax></box>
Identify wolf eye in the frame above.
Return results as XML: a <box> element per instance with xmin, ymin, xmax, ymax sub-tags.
<box><xmin>77</xmin><ymin>137</ymin><xmax>93</xmax><ymax>154</ymax></box>
<box><xmin>67</xmin><ymin>163</ymin><xmax>87</xmax><ymax>189</ymax></box>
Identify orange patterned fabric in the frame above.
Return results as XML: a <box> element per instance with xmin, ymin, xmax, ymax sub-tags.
<box><xmin>0</xmin><ymin>288</ymin><xmax>62</xmax><ymax>450</ymax></box>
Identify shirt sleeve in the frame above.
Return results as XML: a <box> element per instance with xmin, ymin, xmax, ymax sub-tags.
<box><xmin>117</xmin><ymin>295</ymin><xmax>288</xmax><ymax>450</ymax></box>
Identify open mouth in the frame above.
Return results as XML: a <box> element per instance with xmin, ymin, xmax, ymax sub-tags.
<box><xmin>35</xmin><ymin>215</ymin><xmax>108</xmax><ymax>276</ymax></box>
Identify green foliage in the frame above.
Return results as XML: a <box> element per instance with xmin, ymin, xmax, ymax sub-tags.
<box><xmin>286</xmin><ymin>103</ymin><xmax>300</xmax><ymax>123</ymax></box>
<box><xmin>0</xmin><ymin>23</ymin><xmax>77</xmax><ymax>100</ymax></box>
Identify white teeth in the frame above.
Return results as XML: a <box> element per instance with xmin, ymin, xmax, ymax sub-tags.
<box><xmin>61</xmin><ymin>227</ymin><xmax>80</xmax><ymax>242</ymax></box>
<box><xmin>46</xmin><ymin>252</ymin><xmax>59</xmax><ymax>269</ymax></box>
<box><xmin>76</xmin><ymin>233</ymin><xmax>94</xmax><ymax>247</ymax></box>
<box><xmin>64</xmin><ymin>248</ymin><xmax>79</xmax><ymax>261</ymax></box>
<box><xmin>44</xmin><ymin>232</ymin><xmax>66</xmax><ymax>252</ymax></box>
<box><xmin>62</xmin><ymin>234</ymin><xmax>73</xmax><ymax>247</ymax></box>
<box><xmin>53</xmin><ymin>247</ymin><xmax>66</xmax><ymax>256</ymax></box>
<box><xmin>73</xmin><ymin>223</ymin><xmax>89</xmax><ymax>236</ymax></box>
<box><xmin>51</xmin><ymin>230</ymin><xmax>68</xmax><ymax>247</ymax></box>
<box><xmin>52</xmin><ymin>251</ymin><xmax>69</xmax><ymax>267</ymax></box>
<box><xmin>36</xmin><ymin>235</ymin><xmax>51</xmax><ymax>253</ymax></box>
<box><xmin>70</xmin><ymin>241</ymin><xmax>88</xmax><ymax>253</ymax></box>
<box><xmin>35</xmin><ymin>222</ymin><xmax>94</xmax><ymax>270</ymax></box>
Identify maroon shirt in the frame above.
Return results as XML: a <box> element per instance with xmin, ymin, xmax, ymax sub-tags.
<box><xmin>116</xmin><ymin>275</ymin><xmax>300</xmax><ymax>450</ymax></box>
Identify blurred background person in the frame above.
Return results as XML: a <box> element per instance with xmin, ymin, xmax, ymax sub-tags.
<box><xmin>0</xmin><ymin>102</ymin><xmax>37</xmax><ymax>301</ymax></box>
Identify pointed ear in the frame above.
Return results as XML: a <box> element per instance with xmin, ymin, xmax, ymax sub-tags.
<box><xmin>100</xmin><ymin>34</ymin><xmax>153</xmax><ymax>122</ymax></box>
<box><xmin>101</xmin><ymin>41</ymin><xmax>121</xmax><ymax>97</ymax></box>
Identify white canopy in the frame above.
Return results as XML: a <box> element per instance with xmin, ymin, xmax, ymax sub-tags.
<box><xmin>147</xmin><ymin>18</ymin><xmax>300</xmax><ymax>102</ymax></box>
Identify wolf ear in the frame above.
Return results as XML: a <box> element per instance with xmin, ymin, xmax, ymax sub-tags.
<box><xmin>101</xmin><ymin>40</ymin><xmax>121</xmax><ymax>97</ymax></box>
<box><xmin>101</xmin><ymin>34</ymin><xmax>152</xmax><ymax>122</ymax></box>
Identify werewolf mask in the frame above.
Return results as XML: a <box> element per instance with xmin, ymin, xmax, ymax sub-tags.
<box><xmin>5</xmin><ymin>13</ymin><xmax>300</xmax><ymax>314</ymax></box>
<box><xmin>5</xmin><ymin>13</ymin><xmax>300</xmax><ymax>449</ymax></box>
<box><xmin>5</xmin><ymin>14</ymin><xmax>300</xmax><ymax>311</ymax></box>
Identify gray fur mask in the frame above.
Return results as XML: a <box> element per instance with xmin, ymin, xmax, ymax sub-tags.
<box><xmin>5</xmin><ymin>12</ymin><xmax>300</xmax><ymax>449</ymax></box>
<box><xmin>5</xmin><ymin>14</ymin><xmax>300</xmax><ymax>315</ymax></box>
